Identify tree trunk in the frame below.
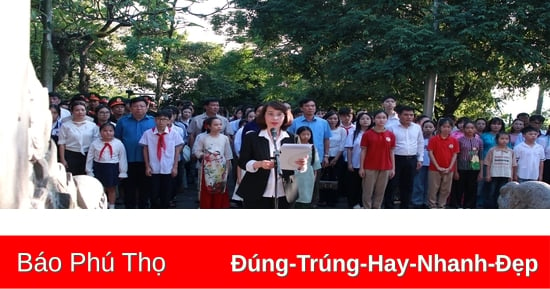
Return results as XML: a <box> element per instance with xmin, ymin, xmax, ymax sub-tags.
<box><xmin>535</xmin><ymin>84</ymin><xmax>545</xmax><ymax>115</ymax></box>
<box><xmin>52</xmin><ymin>36</ymin><xmax>72</xmax><ymax>91</ymax></box>
<box><xmin>423</xmin><ymin>0</ymin><xmax>439</xmax><ymax>118</ymax></box>
<box><xmin>154</xmin><ymin>1</ymin><xmax>178</xmax><ymax>103</ymax></box>
<box><xmin>78</xmin><ymin>40</ymin><xmax>95</xmax><ymax>94</ymax></box>
<box><xmin>40</xmin><ymin>0</ymin><xmax>53</xmax><ymax>91</ymax></box>
<box><xmin>423</xmin><ymin>72</ymin><xmax>437</xmax><ymax>118</ymax></box>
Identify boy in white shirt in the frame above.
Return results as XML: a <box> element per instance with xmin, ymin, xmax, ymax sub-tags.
<box><xmin>139</xmin><ymin>109</ymin><xmax>184</xmax><ymax>208</ymax></box>
<box><xmin>513</xmin><ymin>126</ymin><xmax>545</xmax><ymax>182</ymax></box>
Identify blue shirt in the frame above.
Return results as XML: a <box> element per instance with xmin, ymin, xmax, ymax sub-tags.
<box><xmin>480</xmin><ymin>132</ymin><xmax>498</xmax><ymax>159</ymax></box>
<box><xmin>288</xmin><ymin>116</ymin><xmax>332</xmax><ymax>160</ymax></box>
<box><xmin>115</xmin><ymin>114</ymin><xmax>155</xmax><ymax>162</ymax></box>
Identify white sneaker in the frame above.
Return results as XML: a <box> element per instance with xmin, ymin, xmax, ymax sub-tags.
<box><xmin>353</xmin><ymin>204</ymin><xmax>362</xmax><ymax>209</ymax></box>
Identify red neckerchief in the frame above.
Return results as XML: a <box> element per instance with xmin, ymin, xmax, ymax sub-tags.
<box><xmin>153</xmin><ymin>127</ymin><xmax>171</xmax><ymax>161</ymax></box>
<box><xmin>99</xmin><ymin>142</ymin><xmax>113</xmax><ymax>159</ymax></box>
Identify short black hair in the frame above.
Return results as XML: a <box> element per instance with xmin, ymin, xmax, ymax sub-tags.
<box><xmin>382</xmin><ymin>95</ymin><xmax>397</xmax><ymax>102</ymax></box>
<box><xmin>521</xmin><ymin>126</ymin><xmax>538</xmax><ymax>135</ymax></box>
<box><xmin>517</xmin><ymin>112</ymin><xmax>529</xmax><ymax>118</ymax></box>
<box><xmin>70</xmin><ymin>94</ymin><xmax>87</xmax><ymax>103</ymax></box>
<box><xmin>338</xmin><ymin>107</ymin><xmax>353</xmax><ymax>116</ymax></box>
<box><xmin>49</xmin><ymin>92</ymin><xmax>62</xmax><ymax>99</ymax></box>
<box><xmin>202</xmin><ymin>98</ymin><xmax>220</xmax><ymax>106</ymax></box>
<box><xmin>155</xmin><ymin>109</ymin><xmax>172</xmax><ymax>119</ymax></box>
<box><xmin>396</xmin><ymin>105</ymin><xmax>414</xmax><ymax>114</ymax></box>
<box><xmin>165</xmin><ymin>105</ymin><xmax>179</xmax><ymax>116</ymax></box>
<box><xmin>298</xmin><ymin>98</ymin><xmax>316</xmax><ymax>107</ymax></box>
<box><xmin>529</xmin><ymin>114</ymin><xmax>545</xmax><ymax>123</ymax></box>
<box><xmin>129</xmin><ymin>96</ymin><xmax>148</xmax><ymax>105</ymax></box>
<box><xmin>99</xmin><ymin>122</ymin><xmax>115</xmax><ymax>132</ymax></box>
<box><xmin>69</xmin><ymin>100</ymin><xmax>87</xmax><ymax>112</ymax></box>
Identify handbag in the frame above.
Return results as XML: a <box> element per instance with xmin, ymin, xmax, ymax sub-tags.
<box><xmin>283</xmin><ymin>175</ymin><xmax>299</xmax><ymax>203</ymax></box>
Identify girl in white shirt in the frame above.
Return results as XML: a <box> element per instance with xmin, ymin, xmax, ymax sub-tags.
<box><xmin>86</xmin><ymin>123</ymin><xmax>128</xmax><ymax>209</ymax></box>
<box><xmin>320</xmin><ymin>111</ymin><xmax>347</xmax><ymax>206</ymax></box>
<box><xmin>344</xmin><ymin>112</ymin><xmax>372</xmax><ymax>208</ymax></box>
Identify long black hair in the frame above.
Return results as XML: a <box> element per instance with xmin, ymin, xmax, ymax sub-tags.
<box><xmin>296</xmin><ymin>126</ymin><xmax>316</xmax><ymax>166</ymax></box>
<box><xmin>353</xmin><ymin>112</ymin><xmax>373</xmax><ymax>142</ymax></box>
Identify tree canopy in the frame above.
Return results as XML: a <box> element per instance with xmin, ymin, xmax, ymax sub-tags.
<box><xmin>214</xmin><ymin>0</ymin><xmax>550</xmax><ymax>117</ymax></box>
<box><xmin>31</xmin><ymin>0</ymin><xmax>549</xmax><ymax>117</ymax></box>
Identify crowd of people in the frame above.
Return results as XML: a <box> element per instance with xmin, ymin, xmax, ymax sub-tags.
<box><xmin>48</xmin><ymin>92</ymin><xmax>549</xmax><ymax>209</ymax></box>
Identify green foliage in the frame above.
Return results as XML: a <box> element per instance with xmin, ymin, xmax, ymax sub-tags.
<box><xmin>30</xmin><ymin>0</ymin><xmax>549</xmax><ymax>117</ymax></box>
<box><xmin>219</xmin><ymin>0</ymin><xmax>550</xmax><ymax>117</ymax></box>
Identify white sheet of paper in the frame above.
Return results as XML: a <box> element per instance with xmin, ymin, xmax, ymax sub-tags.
<box><xmin>279</xmin><ymin>143</ymin><xmax>312</xmax><ymax>170</ymax></box>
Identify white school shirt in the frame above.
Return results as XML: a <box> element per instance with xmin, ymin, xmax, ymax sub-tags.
<box><xmin>536</xmin><ymin>135</ymin><xmax>550</xmax><ymax>160</ymax></box>
<box><xmin>85</xmin><ymin>138</ymin><xmax>128</xmax><ymax>178</ymax></box>
<box><xmin>57</xmin><ymin>120</ymin><xmax>99</xmax><ymax>154</ymax></box>
<box><xmin>139</xmin><ymin>127</ymin><xmax>184</xmax><ymax>174</ymax></box>
<box><xmin>513</xmin><ymin>142</ymin><xmax>545</xmax><ymax>180</ymax></box>
<box><xmin>344</xmin><ymin>127</ymin><xmax>364</xmax><ymax>169</ymax></box>
<box><xmin>340</xmin><ymin>123</ymin><xmax>355</xmax><ymax>162</ymax></box>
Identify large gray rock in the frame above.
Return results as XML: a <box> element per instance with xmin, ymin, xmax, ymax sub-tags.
<box><xmin>0</xmin><ymin>7</ymin><xmax>105</xmax><ymax>209</ymax></box>
<box><xmin>498</xmin><ymin>181</ymin><xmax>550</xmax><ymax>209</ymax></box>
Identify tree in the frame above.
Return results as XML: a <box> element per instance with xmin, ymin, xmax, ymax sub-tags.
<box><xmin>164</xmin><ymin>41</ymin><xmax>225</xmax><ymax>104</ymax></box>
<box><xmin>167</xmin><ymin>46</ymin><xmax>273</xmax><ymax>110</ymax></box>
<box><xmin>30</xmin><ymin>0</ymin><xmax>229</xmax><ymax>95</ymax></box>
<box><xmin>215</xmin><ymin>0</ymin><xmax>550</xmax><ymax>117</ymax></box>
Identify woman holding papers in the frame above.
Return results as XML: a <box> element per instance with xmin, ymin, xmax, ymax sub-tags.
<box><xmin>236</xmin><ymin>101</ymin><xmax>308</xmax><ymax>209</ymax></box>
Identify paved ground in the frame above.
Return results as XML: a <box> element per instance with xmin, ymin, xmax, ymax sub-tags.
<box><xmin>172</xmin><ymin>182</ymin><xmax>351</xmax><ymax>209</ymax></box>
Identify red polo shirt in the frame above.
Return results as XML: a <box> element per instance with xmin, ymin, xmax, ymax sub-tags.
<box><xmin>427</xmin><ymin>134</ymin><xmax>460</xmax><ymax>171</ymax></box>
<box><xmin>360</xmin><ymin>129</ymin><xmax>395</xmax><ymax>170</ymax></box>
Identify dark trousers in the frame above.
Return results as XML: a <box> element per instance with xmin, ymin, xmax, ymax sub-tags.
<box><xmin>65</xmin><ymin>150</ymin><xmax>87</xmax><ymax>175</ymax></box>
<box><xmin>385</xmin><ymin>155</ymin><xmax>417</xmax><ymax>209</ymax></box>
<box><xmin>172</xmin><ymin>160</ymin><xmax>185</xmax><ymax>200</ymax></box>
<box><xmin>453</xmin><ymin>170</ymin><xmax>479</xmax><ymax>209</ymax></box>
<box><xmin>320</xmin><ymin>157</ymin><xmax>343</xmax><ymax>205</ymax></box>
<box><xmin>243</xmin><ymin>196</ymin><xmax>291</xmax><ymax>209</ymax></box>
<box><xmin>484</xmin><ymin>177</ymin><xmax>509</xmax><ymax>209</ymax></box>
<box><xmin>346</xmin><ymin>168</ymin><xmax>362</xmax><ymax>208</ymax></box>
<box><xmin>543</xmin><ymin>159</ymin><xmax>550</xmax><ymax>184</ymax></box>
<box><xmin>124</xmin><ymin>162</ymin><xmax>151</xmax><ymax>209</ymax></box>
<box><xmin>151</xmin><ymin>174</ymin><xmax>174</xmax><ymax>209</ymax></box>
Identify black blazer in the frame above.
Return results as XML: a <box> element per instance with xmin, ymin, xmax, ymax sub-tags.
<box><xmin>236</xmin><ymin>130</ymin><xmax>296</xmax><ymax>201</ymax></box>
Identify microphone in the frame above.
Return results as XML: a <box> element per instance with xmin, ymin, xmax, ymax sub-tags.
<box><xmin>270</xmin><ymin>128</ymin><xmax>277</xmax><ymax>142</ymax></box>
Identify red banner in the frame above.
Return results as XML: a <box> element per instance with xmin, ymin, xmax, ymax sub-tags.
<box><xmin>0</xmin><ymin>236</ymin><xmax>548</xmax><ymax>288</ymax></box>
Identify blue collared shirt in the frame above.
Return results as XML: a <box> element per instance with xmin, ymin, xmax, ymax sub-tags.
<box><xmin>115</xmin><ymin>114</ymin><xmax>155</xmax><ymax>162</ymax></box>
<box><xmin>288</xmin><ymin>116</ymin><xmax>332</xmax><ymax>160</ymax></box>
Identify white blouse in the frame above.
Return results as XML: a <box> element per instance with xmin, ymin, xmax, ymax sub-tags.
<box><xmin>328</xmin><ymin>127</ymin><xmax>347</xmax><ymax>157</ymax></box>
<box><xmin>85</xmin><ymin>138</ymin><xmax>128</xmax><ymax>178</ymax></box>
<box><xmin>57</xmin><ymin>120</ymin><xmax>99</xmax><ymax>154</ymax></box>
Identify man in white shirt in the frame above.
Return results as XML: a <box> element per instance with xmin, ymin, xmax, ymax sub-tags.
<box><xmin>385</xmin><ymin>105</ymin><xmax>424</xmax><ymax>208</ymax></box>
